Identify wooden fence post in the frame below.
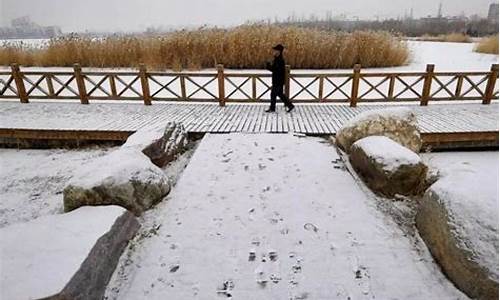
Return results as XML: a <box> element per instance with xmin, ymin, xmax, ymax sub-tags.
<box><xmin>420</xmin><ymin>64</ymin><xmax>434</xmax><ymax>106</ymax></box>
<box><xmin>139</xmin><ymin>64</ymin><xmax>152</xmax><ymax>105</ymax></box>
<box><xmin>11</xmin><ymin>63</ymin><xmax>28</xmax><ymax>103</ymax></box>
<box><xmin>285</xmin><ymin>65</ymin><xmax>291</xmax><ymax>99</ymax></box>
<box><xmin>217</xmin><ymin>64</ymin><xmax>225</xmax><ymax>107</ymax></box>
<box><xmin>482</xmin><ymin>64</ymin><xmax>498</xmax><ymax>105</ymax></box>
<box><xmin>350</xmin><ymin>64</ymin><xmax>361</xmax><ymax>107</ymax></box>
<box><xmin>73</xmin><ymin>63</ymin><xmax>89</xmax><ymax>104</ymax></box>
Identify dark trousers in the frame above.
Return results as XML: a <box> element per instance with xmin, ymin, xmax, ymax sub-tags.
<box><xmin>270</xmin><ymin>85</ymin><xmax>293</xmax><ymax>111</ymax></box>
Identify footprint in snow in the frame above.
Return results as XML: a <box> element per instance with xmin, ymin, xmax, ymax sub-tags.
<box><xmin>347</xmin><ymin>236</ymin><xmax>372</xmax><ymax>296</ymax></box>
<box><xmin>169</xmin><ymin>264</ymin><xmax>180</xmax><ymax>273</ymax></box>
<box><xmin>269</xmin><ymin>274</ymin><xmax>281</xmax><ymax>283</ymax></box>
<box><xmin>222</xmin><ymin>150</ymin><xmax>233</xmax><ymax>157</ymax></box>
<box><xmin>255</xmin><ymin>265</ymin><xmax>268</xmax><ymax>287</ymax></box>
<box><xmin>248</xmin><ymin>249</ymin><xmax>256</xmax><ymax>261</ymax></box>
<box><xmin>216</xmin><ymin>279</ymin><xmax>235</xmax><ymax>297</ymax></box>
<box><xmin>303</xmin><ymin>223</ymin><xmax>319</xmax><ymax>233</ymax></box>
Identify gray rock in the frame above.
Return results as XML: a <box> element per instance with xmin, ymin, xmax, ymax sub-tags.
<box><xmin>122</xmin><ymin>121</ymin><xmax>188</xmax><ymax>167</ymax></box>
<box><xmin>0</xmin><ymin>206</ymin><xmax>139</xmax><ymax>300</ymax></box>
<box><xmin>349</xmin><ymin>136</ymin><xmax>428</xmax><ymax>197</ymax></box>
<box><xmin>416</xmin><ymin>173</ymin><xmax>499</xmax><ymax>300</ymax></box>
<box><xmin>336</xmin><ymin>107</ymin><xmax>422</xmax><ymax>153</ymax></box>
<box><xmin>64</xmin><ymin>149</ymin><xmax>170</xmax><ymax>215</ymax></box>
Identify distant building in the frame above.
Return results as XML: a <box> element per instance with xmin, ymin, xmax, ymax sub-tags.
<box><xmin>488</xmin><ymin>3</ymin><xmax>499</xmax><ymax>22</ymax></box>
<box><xmin>0</xmin><ymin>16</ymin><xmax>62</xmax><ymax>39</ymax></box>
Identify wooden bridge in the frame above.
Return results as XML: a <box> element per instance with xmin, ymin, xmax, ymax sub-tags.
<box><xmin>1</xmin><ymin>63</ymin><xmax>498</xmax><ymax>106</ymax></box>
<box><xmin>0</xmin><ymin>101</ymin><xmax>497</xmax><ymax>149</ymax></box>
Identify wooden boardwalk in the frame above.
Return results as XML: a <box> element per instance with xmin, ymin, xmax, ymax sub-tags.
<box><xmin>1</xmin><ymin>101</ymin><xmax>498</xmax><ymax>133</ymax></box>
<box><xmin>0</xmin><ymin>102</ymin><xmax>498</xmax><ymax>148</ymax></box>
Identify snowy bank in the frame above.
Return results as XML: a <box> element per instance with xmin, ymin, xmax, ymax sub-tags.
<box><xmin>0</xmin><ymin>147</ymin><xmax>113</xmax><ymax>227</ymax></box>
<box><xmin>0</xmin><ymin>205</ymin><xmax>139</xmax><ymax>300</ymax></box>
<box><xmin>417</xmin><ymin>152</ymin><xmax>499</xmax><ymax>299</ymax></box>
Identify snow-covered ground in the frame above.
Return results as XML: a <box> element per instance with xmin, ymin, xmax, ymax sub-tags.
<box><xmin>422</xmin><ymin>151</ymin><xmax>499</xmax><ymax>180</ymax></box>
<box><xmin>421</xmin><ymin>151</ymin><xmax>499</xmax><ymax>279</ymax></box>
<box><xmin>105</xmin><ymin>133</ymin><xmax>466</xmax><ymax>299</ymax></box>
<box><xmin>0</xmin><ymin>38</ymin><xmax>50</xmax><ymax>48</ymax></box>
<box><xmin>0</xmin><ymin>147</ymin><xmax>114</xmax><ymax>227</ymax></box>
<box><xmin>0</xmin><ymin>143</ymin><xmax>196</xmax><ymax>228</ymax></box>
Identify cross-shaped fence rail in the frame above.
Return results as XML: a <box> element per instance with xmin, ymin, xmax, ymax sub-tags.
<box><xmin>1</xmin><ymin>63</ymin><xmax>498</xmax><ymax>107</ymax></box>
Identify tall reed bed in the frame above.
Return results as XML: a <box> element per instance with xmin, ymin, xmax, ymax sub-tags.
<box><xmin>474</xmin><ymin>35</ymin><xmax>499</xmax><ymax>54</ymax></box>
<box><xmin>0</xmin><ymin>25</ymin><xmax>409</xmax><ymax>70</ymax></box>
<box><xmin>418</xmin><ymin>33</ymin><xmax>472</xmax><ymax>43</ymax></box>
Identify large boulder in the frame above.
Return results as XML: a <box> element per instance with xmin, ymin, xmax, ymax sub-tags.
<box><xmin>416</xmin><ymin>171</ymin><xmax>499</xmax><ymax>300</ymax></box>
<box><xmin>0</xmin><ymin>206</ymin><xmax>139</xmax><ymax>300</ymax></box>
<box><xmin>336</xmin><ymin>107</ymin><xmax>422</xmax><ymax>153</ymax></box>
<box><xmin>63</xmin><ymin>149</ymin><xmax>170</xmax><ymax>215</ymax></box>
<box><xmin>350</xmin><ymin>136</ymin><xmax>428</xmax><ymax>197</ymax></box>
<box><xmin>122</xmin><ymin>121</ymin><xmax>188</xmax><ymax>167</ymax></box>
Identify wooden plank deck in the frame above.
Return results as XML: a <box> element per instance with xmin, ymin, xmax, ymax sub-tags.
<box><xmin>0</xmin><ymin>102</ymin><xmax>498</xmax><ymax>147</ymax></box>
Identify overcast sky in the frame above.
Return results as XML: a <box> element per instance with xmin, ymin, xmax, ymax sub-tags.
<box><xmin>1</xmin><ymin>0</ymin><xmax>496</xmax><ymax>32</ymax></box>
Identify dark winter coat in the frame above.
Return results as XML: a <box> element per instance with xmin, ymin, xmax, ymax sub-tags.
<box><xmin>266</xmin><ymin>54</ymin><xmax>286</xmax><ymax>86</ymax></box>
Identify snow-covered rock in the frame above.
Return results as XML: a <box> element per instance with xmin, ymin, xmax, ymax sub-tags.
<box><xmin>336</xmin><ymin>107</ymin><xmax>422</xmax><ymax>153</ymax></box>
<box><xmin>416</xmin><ymin>168</ymin><xmax>499</xmax><ymax>299</ymax></box>
<box><xmin>63</xmin><ymin>149</ymin><xmax>170</xmax><ymax>215</ymax></box>
<box><xmin>0</xmin><ymin>206</ymin><xmax>139</xmax><ymax>300</ymax></box>
<box><xmin>350</xmin><ymin>136</ymin><xmax>428</xmax><ymax>197</ymax></box>
<box><xmin>122</xmin><ymin>121</ymin><xmax>188</xmax><ymax>167</ymax></box>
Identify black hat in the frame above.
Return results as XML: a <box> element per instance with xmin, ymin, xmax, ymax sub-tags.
<box><xmin>272</xmin><ymin>44</ymin><xmax>284</xmax><ymax>52</ymax></box>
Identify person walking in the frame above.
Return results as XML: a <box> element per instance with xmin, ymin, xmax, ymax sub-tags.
<box><xmin>265</xmin><ymin>44</ymin><xmax>295</xmax><ymax>113</ymax></box>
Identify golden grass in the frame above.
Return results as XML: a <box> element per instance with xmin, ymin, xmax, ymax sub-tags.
<box><xmin>474</xmin><ymin>35</ymin><xmax>499</xmax><ymax>54</ymax></box>
<box><xmin>0</xmin><ymin>25</ymin><xmax>409</xmax><ymax>70</ymax></box>
<box><xmin>418</xmin><ymin>33</ymin><xmax>472</xmax><ymax>43</ymax></box>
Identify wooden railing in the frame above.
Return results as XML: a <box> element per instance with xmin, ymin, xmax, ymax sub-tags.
<box><xmin>1</xmin><ymin>63</ymin><xmax>498</xmax><ymax>107</ymax></box>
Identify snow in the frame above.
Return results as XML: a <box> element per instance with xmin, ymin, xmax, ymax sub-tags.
<box><xmin>352</xmin><ymin>136</ymin><xmax>422</xmax><ymax>172</ymax></box>
<box><xmin>342</xmin><ymin>107</ymin><xmax>414</xmax><ymax>128</ymax></box>
<box><xmin>422</xmin><ymin>151</ymin><xmax>499</xmax><ymax>279</ymax></box>
<box><xmin>105</xmin><ymin>133</ymin><xmax>465</xmax><ymax>299</ymax></box>
<box><xmin>0</xmin><ymin>38</ymin><xmax>50</xmax><ymax>48</ymax></box>
<box><xmin>0</xmin><ymin>147</ymin><xmax>115</xmax><ymax>228</ymax></box>
<box><xmin>0</xmin><ymin>205</ymin><xmax>126</xmax><ymax>300</ymax></box>
<box><xmin>122</xmin><ymin>122</ymin><xmax>168</xmax><ymax>150</ymax></box>
<box><xmin>67</xmin><ymin>148</ymin><xmax>166</xmax><ymax>189</ymax></box>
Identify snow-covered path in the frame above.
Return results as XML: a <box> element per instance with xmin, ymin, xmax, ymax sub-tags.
<box><xmin>107</xmin><ymin>133</ymin><xmax>465</xmax><ymax>299</ymax></box>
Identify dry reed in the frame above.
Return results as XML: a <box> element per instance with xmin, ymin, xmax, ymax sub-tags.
<box><xmin>474</xmin><ymin>35</ymin><xmax>499</xmax><ymax>54</ymax></box>
<box><xmin>0</xmin><ymin>25</ymin><xmax>409</xmax><ymax>70</ymax></box>
<box><xmin>418</xmin><ymin>33</ymin><xmax>472</xmax><ymax>43</ymax></box>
